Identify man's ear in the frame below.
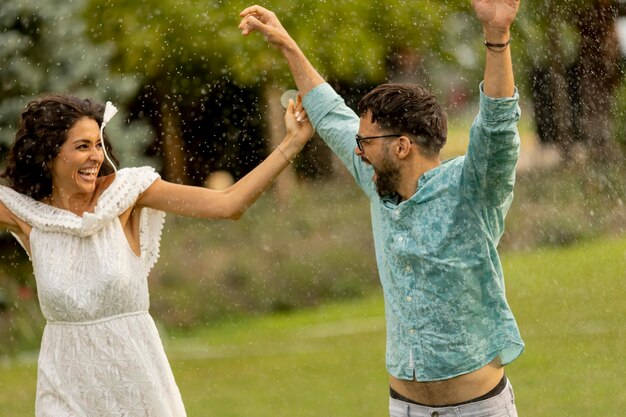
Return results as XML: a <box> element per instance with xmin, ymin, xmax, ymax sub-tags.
<box><xmin>396</xmin><ymin>135</ymin><xmax>413</xmax><ymax>159</ymax></box>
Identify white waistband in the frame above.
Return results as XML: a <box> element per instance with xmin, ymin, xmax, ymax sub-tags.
<box><xmin>46</xmin><ymin>310</ymin><xmax>149</xmax><ymax>326</ymax></box>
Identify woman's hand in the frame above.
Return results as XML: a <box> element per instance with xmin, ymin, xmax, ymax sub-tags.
<box><xmin>280</xmin><ymin>94</ymin><xmax>314</xmax><ymax>159</ymax></box>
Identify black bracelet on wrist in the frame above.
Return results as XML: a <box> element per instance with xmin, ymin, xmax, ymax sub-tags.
<box><xmin>484</xmin><ymin>38</ymin><xmax>511</xmax><ymax>52</ymax></box>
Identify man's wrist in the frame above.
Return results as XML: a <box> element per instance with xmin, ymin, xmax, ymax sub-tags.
<box><xmin>279</xmin><ymin>37</ymin><xmax>300</xmax><ymax>56</ymax></box>
<box><xmin>482</xmin><ymin>28</ymin><xmax>511</xmax><ymax>44</ymax></box>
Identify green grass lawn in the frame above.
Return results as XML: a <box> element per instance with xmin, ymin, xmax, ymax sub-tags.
<box><xmin>1</xmin><ymin>235</ymin><xmax>625</xmax><ymax>416</ymax></box>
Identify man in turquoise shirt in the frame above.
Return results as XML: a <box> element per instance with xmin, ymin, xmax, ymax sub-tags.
<box><xmin>240</xmin><ymin>1</ymin><xmax>523</xmax><ymax>415</ymax></box>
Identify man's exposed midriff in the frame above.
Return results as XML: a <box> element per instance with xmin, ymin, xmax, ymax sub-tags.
<box><xmin>389</xmin><ymin>358</ymin><xmax>504</xmax><ymax>407</ymax></box>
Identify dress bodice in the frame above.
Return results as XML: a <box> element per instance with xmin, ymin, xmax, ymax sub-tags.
<box><xmin>0</xmin><ymin>167</ymin><xmax>187</xmax><ymax>416</ymax></box>
<box><xmin>0</xmin><ymin>166</ymin><xmax>166</xmax><ymax>323</ymax></box>
<box><xmin>31</xmin><ymin>220</ymin><xmax>152</xmax><ymax>322</ymax></box>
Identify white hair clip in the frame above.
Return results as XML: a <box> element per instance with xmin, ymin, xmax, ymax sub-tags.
<box><xmin>103</xmin><ymin>101</ymin><xmax>118</xmax><ymax>126</ymax></box>
<box><xmin>100</xmin><ymin>101</ymin><xmax>119</xmax><ymax>173</ymax></box>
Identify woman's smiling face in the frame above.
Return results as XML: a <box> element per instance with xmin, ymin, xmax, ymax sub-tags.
<box><xmin>50</xmin><ymin>117</ymin><xmax>104</xmax><ymax>196</ymax></box>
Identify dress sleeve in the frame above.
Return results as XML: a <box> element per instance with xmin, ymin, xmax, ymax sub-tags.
<box><xmin>0</xmin><ymin>186</ymin><xmax>33</xmax><ymax>255</ymax></box>
<box><xmin>0</xmin><ymin>185</ymin><xmax>51</xmax><ymax>228</ymax></box>
<box><xmin>109</xmin><ymin>167</ymin><xmax>166</xmax><ymax>270</ymax></box>
<box><xmin>96</xmin><ymin>166</ymin><xmax>161</xmax><ymax>213</ymax></box>
<box><xmin>139</xmin><ymin>206</ymin><xmax>165</xmax><ymax>273</ymax></box>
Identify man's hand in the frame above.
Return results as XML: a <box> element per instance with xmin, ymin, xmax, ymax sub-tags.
<box><xmin>471</xmin><ymin>0</ymin><xmax>520</xmax><ymax>38</ymax></box>
<box><xmin>473</xmin><ymin>0</ymin><xmax>519</xmax><ymax>97</ymax></box>
<box><xmin>239</xmin><ymin>5</ymin><xmax>294</xmax><ymax>50</ymax></box>
<box><xmin>239</xmin><ymin>4</ymin><xmax>326</xmax><ymax>97</ymax></box>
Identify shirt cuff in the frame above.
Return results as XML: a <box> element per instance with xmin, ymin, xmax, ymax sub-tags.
<box><xmin>478</xmin><ymin>81</ymin><xmax>521</xmax><ymax>123</ymax></box>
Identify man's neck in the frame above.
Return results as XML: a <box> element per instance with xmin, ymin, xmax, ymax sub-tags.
<box><xmin>397</xmin><ymin>158</ymin><xmax>441</xmax><ymax>201</ymax></box>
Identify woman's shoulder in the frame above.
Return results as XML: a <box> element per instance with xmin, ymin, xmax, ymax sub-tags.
<box><xmin>95</xmin><ymin>166</ymin><xmax>161</xmax><ymax>210</ymax></box>
<box><xmin>104</xmin><ymin>166</ymin><xmax>160</xmax><ymax>193</ymax></box>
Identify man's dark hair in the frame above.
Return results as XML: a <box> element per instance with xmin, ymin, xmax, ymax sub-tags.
<box><xmin>0</xmin><ymin>94</ymin><xmax>118</xmax><ymax>200</ymax></box>
<box><xmin>357</xmin><ymin>83</ymin><xmax>447</xmax><ymax>157</ymax></box>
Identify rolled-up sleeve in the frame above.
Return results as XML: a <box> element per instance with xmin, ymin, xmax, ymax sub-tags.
<box><xmin>462</xmin><ymin>82</ymin><xmax>521</xmax><ymax>208</ymax></box>
<box><xmin>303</xmin><ymin>83</ymin><xmax>375</xmax><ymax>195</ymax></box>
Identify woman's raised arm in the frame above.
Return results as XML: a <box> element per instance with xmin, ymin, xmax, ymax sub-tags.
<box><xmin>137</xmin><ymin>97</ymin><xmax>313</xmax><ymax>219</ymax></box>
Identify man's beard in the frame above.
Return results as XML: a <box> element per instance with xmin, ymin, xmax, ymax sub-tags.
<box><xmin>374</xmin><ymin>146</ymin><xmax>401</xmax><ymax>199</ymax></box>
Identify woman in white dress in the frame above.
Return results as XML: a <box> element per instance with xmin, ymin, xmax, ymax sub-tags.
<box><xmin>0</xmin><ymin>93</ymin><xmax>313</xmax><ymax>416</ymax></box>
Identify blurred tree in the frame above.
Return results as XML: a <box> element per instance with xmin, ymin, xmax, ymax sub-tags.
<box><xmin>86</xmin><ymin>0</ymin><xmax>235</xmax><ymax>184</ymax></box>
<box><xmin>0</xmin><ymin>0</ymin><xmax>150</xmax><ymax>354</ymax></box>
<box><xmin>85</xmin><ymin>0</ymin><xmax>481</xmax><ymax>188</ymax></box>
<box><xmin>82</xmin><ymin>0</ymin><xmax>626</xmax><ymax>173</ymax></box>
<box><xmin>0</xmin><ymin>0</ymin><xmax>142</xmax><ymax>158</ymax></box>
<box><xmin>519</xmin><ymin>0</ymin><xmax>625</xmax><ymax>162</ymax></box>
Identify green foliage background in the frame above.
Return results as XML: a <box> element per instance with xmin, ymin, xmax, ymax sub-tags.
<box><xmin>86</xmin><ymin>0</ymin><xmax>468</xmax><ymax>87</ymax></box>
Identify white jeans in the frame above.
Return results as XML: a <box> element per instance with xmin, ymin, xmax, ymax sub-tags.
<box><xmin>389</xmin><ymin>379</ymin><xmax>518</xmax><ymax>417</ymax></box>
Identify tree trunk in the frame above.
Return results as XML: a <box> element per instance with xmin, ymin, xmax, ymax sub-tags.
<box><xmin>546</xmin><ymin>3</ymin><xmax>576</xmax><ymax>154</ymax></box>
<box><xmin>575</xmin><ymin>0</ymin><xmax>622</xmax><ymax>162</ymax></box>
<box><xmin>532</xmin><ymin>0</ymin><xmax>623</xmax><ymax>163</ymax></box>
<box><xmin>531</xmin><ymin>66</ymin><xmax>574</xmax><ymax>148</ymax></box>
<box><xmin>159</xmin><ymin>96</ymin><xmax>187</xmax><ymax>184</ymax></box>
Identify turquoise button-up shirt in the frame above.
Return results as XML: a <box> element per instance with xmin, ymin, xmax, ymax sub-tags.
<box><xmin>303</xmin><ymin>82</ymin><xmax>524</xmax><ymax>381</ymax></box>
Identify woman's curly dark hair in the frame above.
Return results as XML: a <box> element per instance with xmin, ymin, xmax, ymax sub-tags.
<box><xmin>0</xmin><ymin>94</ymin><xmax>119</xmax><ymax>200</ymax></box>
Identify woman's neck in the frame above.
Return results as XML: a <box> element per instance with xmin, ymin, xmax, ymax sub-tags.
<box><xmin>45</xmin><ymin>188</ymin><xmax>97</xmax><ymax>215</ymax></box>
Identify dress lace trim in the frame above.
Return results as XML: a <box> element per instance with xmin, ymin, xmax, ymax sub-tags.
<box><xmin>0</xmin><ymin>167</ymin><xmax>160</xmax><ymax>237</ymax></box>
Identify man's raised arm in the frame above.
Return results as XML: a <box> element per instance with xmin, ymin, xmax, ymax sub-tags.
<box><xmin>239</xmin><ymin>5</ymin><xmax>325</xmax><ymax>96</ymax></box>
<box><xmin>472</xmin><ymin>0</ymin><xmax>520</xmax><ymax>98</ymax></box>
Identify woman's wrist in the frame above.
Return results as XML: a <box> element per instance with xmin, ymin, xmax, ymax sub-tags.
<box><xmin>276</xmin><ymin>136</ymin><xmax>302</xmax><ymax>163</ymax></box>
<box><xmin>275</xmin><ymin>144</ymin><xmax>293</xmax><ymax>164</ymax></box>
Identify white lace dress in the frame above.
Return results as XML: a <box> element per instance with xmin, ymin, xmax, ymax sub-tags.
<box><xmin>0</xmin><ymin>167</ymin><xmax>187</xmax><ymax>417</ymax></box>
